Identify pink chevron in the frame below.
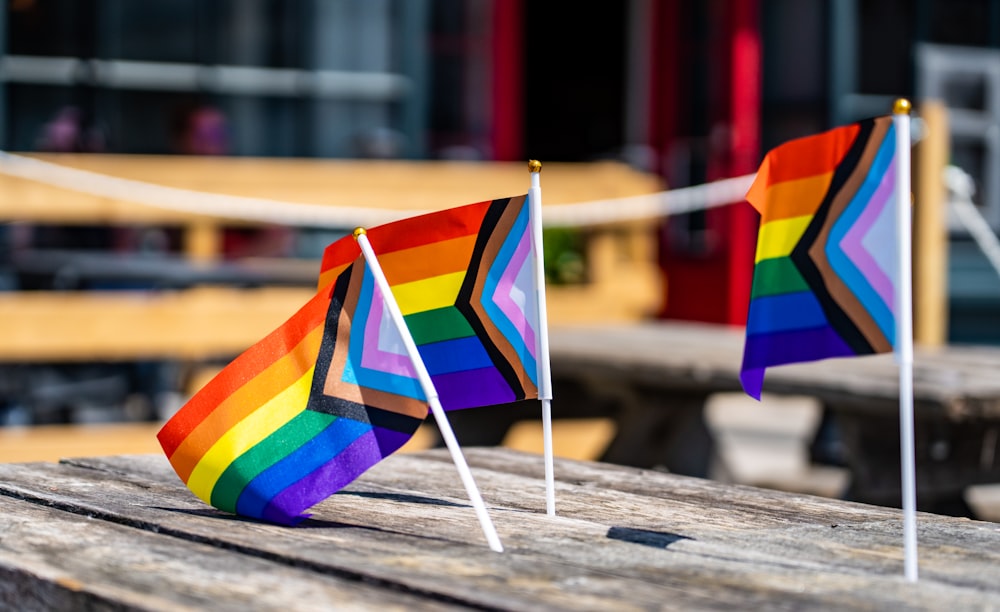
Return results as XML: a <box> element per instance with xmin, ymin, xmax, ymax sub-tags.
<box><xmin>839</xmin><ymin>157</ymin><xmax>897</xmax><ymax>309</ymax></box>
<box><xmin>360</xmin><ymin>281</ymin><xmax>419</xmax><ymax>377</ymax></box>
<box><xmin>490</xmin><ymin>225</ymin><xmax>538</xmax><ymax>359</ymax></box>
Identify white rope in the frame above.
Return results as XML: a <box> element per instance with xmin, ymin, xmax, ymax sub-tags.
<box><xmin>0</xmin><ymin>151</ymin><xmax>407</xmax><ymax>229</ymax></box>
<box><xmin>946</xmin><ymin>164</ymin><xmax>1000</xmax><ymax>281</ymax></box>
<box><xmin>0</xmin><ymin>151</ymin><xmax>752</xmax><ymax>229</ymax></box>
<box><xmin>541</xmin><ymin>174</ymin><xmax>753</xmax><ymax>227</ymax></box>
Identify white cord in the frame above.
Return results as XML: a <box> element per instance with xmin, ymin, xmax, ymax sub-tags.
<box><xmin>945</xmin><ymin>164</ymin><xmax>1000</xmax><ymax>281</ymax></box>
<box><xmin>0</xmin><ymin>151</ymin><xmax>752</xmax><ymax>230</ymax></box>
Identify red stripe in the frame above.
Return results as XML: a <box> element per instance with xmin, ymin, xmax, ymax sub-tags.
<box><xmin>757</xmin><ymin>124</ymin><xmax>859</xmax><ymax>186</ymax></box>
<box><xmin>746</xmin><ymin>123</ymin><xmax>859</xmax><ymax>216</ymax></box>
<box><xmin>318</xmin><ymin>199</ymin><xmax>493</xmax><ymax>285</ymax></box>
<box><xmin>157</xmin><ymin>288</ymin><xmax>331</xmax><ymax>457</ymax></box>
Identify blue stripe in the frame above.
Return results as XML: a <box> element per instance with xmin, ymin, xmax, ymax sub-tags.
<box><xmin>746</xmin><ymin>291</ymin><xmax>829</xmax><ymax>336</ymax></box>
<box><xmin>235</xmin><ymin>416</ymin><xmax>370</xmax><ymax>519</ymax></box>
<box><xmin>479</xmin><ymin>199</ymin><xmax>538</xmax><ymax>385</ymax></box>
<box><xmin>417</xmin><ymin>336</ymin><xmax>494</xmax><ymax>375</ymax></box>
<box><xmin>825</xmin><ymin>123</ymin><xmax>896</xmax><ymax>343</ymax></box>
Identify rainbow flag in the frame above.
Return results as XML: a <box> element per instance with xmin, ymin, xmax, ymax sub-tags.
<box><xmin>158</xmin><ymin>195</ymin><xmax>541</xmax><ymax>524</ymax></box>
<box><xmin>318</xmin><ymin>195</ymin><xmax>541</xmax><ymax>410</ymax></box>
<box><xmin>740</xmin><ymin>116</ymin><xmax>899</xmax><ymax>399</ymax></box>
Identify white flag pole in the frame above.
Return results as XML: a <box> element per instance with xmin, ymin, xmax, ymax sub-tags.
<box><xmin>528</xmin><ymin>160</ymin><xmax>556</xmax><ymax>517</ymax></box>
<box><xmin>353</xmin><ymin>228</ymin><xmax>504</xmax><ymax>553</ymax></box>
<box><xmin>893</xmin><ymin>99</ymin><xmax>918</xmax><ymax>582</ymax></box>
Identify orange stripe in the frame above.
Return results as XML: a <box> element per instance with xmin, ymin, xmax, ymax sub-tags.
<box><xmin>157</xmin><ymin>289</ymin><xmax>329</xmax><ymax>457</ymax></box>
<box><xmin>318</xmin><ymin>235</ymin><xmax>477</xmax><ymax>290</ymax></box>
<box><xmin>167</xmin><ymin>323</ymin><xmax>325</xmax><ymax>482</ymax></box>
<box><xmin>380</xmin><ymin>235</ymin><xmax>477</xmax><ymax>285</ymax></box>
<box><xmin>754</xmin><ymin>172</ymin><xmax>834</xmax><ymax>223</ymax></box>
<box><xmin>318</xmin><ymin>199</ymin><xmax>493</xmax><ymax>284</ymax></box>
<box><xmin>317</xmin><ymin>263</ymin><xmax>350</xmax><ymax>292</ymax></box>
<box><xmin>747</xmin><ymin>123</ymin><xmax>860</xmax><ymax>216</ymax></box>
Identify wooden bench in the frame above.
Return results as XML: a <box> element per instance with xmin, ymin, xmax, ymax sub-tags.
<box><xmin>0</xmin><ymin>287</ymin><xmax>314</xmax><ymax>362</ymax></box>
<box><xmin>1</xmin><ymin>155</ymin><xmax>665</xmax><ymax>321</ymax></box>
<box><xmin>0</xmin><ymin>156</ymin><xmax>665</xmax><ymax>381</ymax></box>
<box><xmin>1</xmin><ymin>448</ymin><xmax>998</xmax><ymax>609</ymax></box>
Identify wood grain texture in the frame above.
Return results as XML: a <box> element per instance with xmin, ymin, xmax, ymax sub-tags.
<box><xmin>1</xmin><ymin>449</ymin><xmax>998</xmax><ymax>610</ymax></box>
<box><xmin>0</xmin><ymin>496</ymin><xmax>460</xmax><ymax>612</ymax></box>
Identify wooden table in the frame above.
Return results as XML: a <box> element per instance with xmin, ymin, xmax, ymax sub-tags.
<box><xmin>1</xmin><ymin>448</ymin><xmax>998</xmax><ymax>610</ymax></box>
<box><xmin>535</xmin><ymin>321</ymin><xmax>1000</xmax><ymax>517</ymax></box>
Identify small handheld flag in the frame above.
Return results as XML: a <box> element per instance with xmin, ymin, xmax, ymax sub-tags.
<box><xmin>740</xmin><ymin>102</ymin><xmax>918</xmax><ymax>581</ymax></box>
<box><xmin>528</xmin><ymin>161</ymin><xmax>556</xmax><ymax>516</ymax></box>
<box><xmin>318</xmin><ymin>195</ymin><xmax>542</xmax><ymax>412</ymax></box>
<box><xmin>353</xmin><ymin>227</ymin><xmax>503</xmax><ymax>551</ymax></box>
<box><xmin>158</xmin><ymin>190</ymin><xmax>548</xmax><ymax>529</ymax></box>
<box><xmin>740</xmin><ymin>115</ymin><xmax>900</xmax><ymax>400</ymax></box>
<box><xmin>319</xmin><ymin>183</ymin><xmax>559</xmax><ymax>515</ymax></box>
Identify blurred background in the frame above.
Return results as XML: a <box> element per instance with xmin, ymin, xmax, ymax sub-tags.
<box><xmin>1</xmin><ymin>0</ymin><xmax>999</xmax><ymax>518</ymax></box>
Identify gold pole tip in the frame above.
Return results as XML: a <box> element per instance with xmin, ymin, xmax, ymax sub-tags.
<box><xmin>352</xmin><ymin>227</ymin><xmax>367</xmax><ymax>239</ymax></box>
<box><xmin>893</xmin><ymin>98</ymin><xmax>912</xmax><ymax>115</ymax></box>
<box><xmin>528</xmin><ymin>159</ymin><xmax>542</xmax><ymax>173</ymax></box>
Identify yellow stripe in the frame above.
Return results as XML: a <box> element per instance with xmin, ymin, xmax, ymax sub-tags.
<box><xmin>392</xmin><ymin>271</ymin><xmax>466</xmax><ymax>315</ymax></box>
<box><xmin>755</xmin><ymin>215</ymin><xmax>812</xmax><ymax>263</ymax></box>
<box><xmin>185</xmin><ymin>367</ymin><xmax>314</xmax><ymax>504</ymax></box>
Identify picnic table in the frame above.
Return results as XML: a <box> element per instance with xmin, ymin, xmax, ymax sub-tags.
<box><xmin>537</xmin><ymin>321</ymin><xmax>1000</xmax><ymax>518</ymax></box>
<box><xmin>1</xmin><ymin>448</ymin><xmax>998</xmax><ymax>610</ymax></box>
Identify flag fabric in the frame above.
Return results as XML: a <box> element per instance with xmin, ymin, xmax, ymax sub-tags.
<box><xmin>318</xmin><ymin>194</ymin><xmax>541</xmax><ymax>410</ymax></box>
<box><xmin>740</xmin><ymin>116</ymin><xmax>899</xmax><ymax>399</ymax></box>
<box><xmin>157</xmin><ymin>194</ymin><xmax>541</xmax><ymax>524</ymax></box>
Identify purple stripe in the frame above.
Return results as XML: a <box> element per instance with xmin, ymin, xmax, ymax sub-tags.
<box><xmin>740</xmin><ymin>367</ymin><xmax>766</xmax><ymax>401</ymax></box>
<box><xmin>434</xmin><ymin>366</ymin><xmax>517</xmax><ymax>411</ymax></box>
<box><xmin>261</xmin><ymin>429</ymin><xmax>382</xmax><ymax>524</ymax></box>
<box><xmin>372</xmin><ymin>426</ymin><xmax>414</xmax><ymax>457</ymax></box>
<box><xmin>839</xmin><ymin>157</ymin><xmax>896</xmax><ymax>307</ymax></box>
<box><xmin>740</xmin><ymin>326</ymin><xmax>856</xmax><ymax>399</ymax></box>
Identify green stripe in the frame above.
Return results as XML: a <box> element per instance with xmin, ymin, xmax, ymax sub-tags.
<box><xmin>404</xmin><ymin>307</ymin><xmax>475</xmax><ymax>345</ymax></box>
<box><xmin>751</xmin><ymin>257</ymin><xmax>810</xmax><ymax>299</ymax></box>
<box><xmin>210</xmin><ymin>410</ymin><xmax>336</xmax><ymax>513</ymax></box>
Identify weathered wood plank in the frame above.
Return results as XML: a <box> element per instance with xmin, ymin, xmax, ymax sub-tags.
<box><xmin>350</xmin><ymin>450</ymin><xmax>1000</xmax><ymax>591</ymax></box>
<box><xmin>0</xmin><ymin>496</ymin><xmax>463</xmax><ymax>612</ymax></box>
<box><xmin>0</xmin><ymin>457</ymin><xmax>702</xmax><ymax>611</ymax></box>
<box><xmin>2</xmin><ymin>451</ymin><xmax>998</xmax><ymax>610</ymax></box>
<box><xmin>325</xmin><ymin>456</ymin><xmax>1000</xmax><ymax>610</ymax></box>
